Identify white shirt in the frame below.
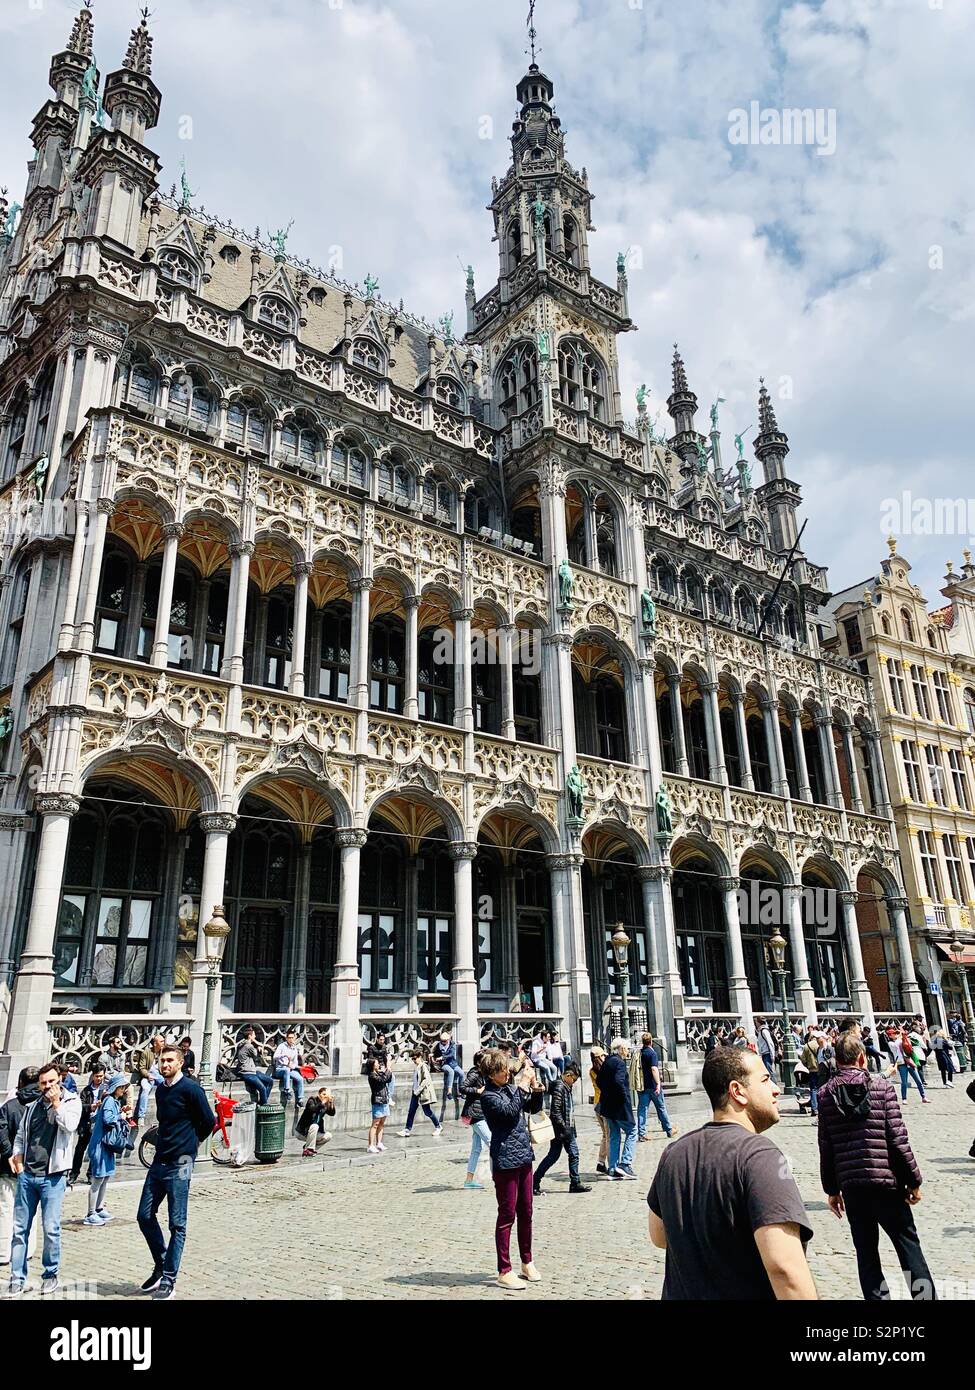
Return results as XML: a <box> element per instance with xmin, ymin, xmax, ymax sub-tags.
<box><xmin>273</xmin><ymin>1042</ymin><xmax>300</xmax><ymax>1070</ymax></box>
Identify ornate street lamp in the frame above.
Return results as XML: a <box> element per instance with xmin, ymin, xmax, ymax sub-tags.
<box><xmin>767</xmin><ymin>927</ymin><xmax>796</xmax><ymax>1095</ymax></box>
<box><xmin>197</xmin><ymin>904</ymin><xmax>231</xmax><ymax>1095</ymax></box>
<box><xmin>612</xmin><ymin>923</ymin><xmax>632</xmax><ymax>1040</ymax></box>
<box><xmin>949</xmin><ymin>935</ymin><xmax>975</xmax><ymax>1066</ymax></box>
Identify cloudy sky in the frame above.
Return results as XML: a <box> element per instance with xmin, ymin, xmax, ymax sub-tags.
<box><xmin>2</xmin><ymin>0</ymin><xmax>973</xmax><ymax>604</ymax></box>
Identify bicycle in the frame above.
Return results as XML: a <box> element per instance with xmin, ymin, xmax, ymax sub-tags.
<box><xmin>137</xmin><ymin>1090</ymin><xmax>239</xmax><ymax>1168</ymax></box>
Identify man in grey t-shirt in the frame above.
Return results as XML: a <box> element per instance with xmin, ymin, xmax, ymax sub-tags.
<box><xmin>647</xmin><ymin>1048</ymin><xmax>816</xmax><ymax>1300</ymax></box>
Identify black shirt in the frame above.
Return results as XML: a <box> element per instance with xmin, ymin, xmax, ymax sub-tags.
<box><xmin>25</xmin><ymin>1103</ymin><xmax>58</xmax><ymax>1177</ymax></box>
<box><xmin>647</xmin><ymin>1121</ymin><xmax>812</xmax><ymax>1300</ymax></box>
<box><xmin>153</xmin><ymin>1076</ymin><xmax>215</xmax><ymax>1165</ymax></box>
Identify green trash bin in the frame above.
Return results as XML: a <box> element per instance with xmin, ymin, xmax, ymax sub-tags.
<box><xmin>254</xmin><ymin>1103</ymin><xmax>286</xmax><ymax>1163</ymax></box>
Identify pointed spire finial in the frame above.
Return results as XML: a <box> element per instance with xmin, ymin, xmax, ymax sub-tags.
<box><xmin>527</xmin><ymin>0</ymin><xmax>540</xmax><ymax>66</ymax></box>
<box><xmin>68</xmin><ymin>2</ymin><xmax>95</xmax><ymax>59</ymax></box>
<box><xmin>757</xmin><ymin>377</ymin><xmax>779</xmax><ymax>434</ymax></box>
<box><xmin>671</xmin><ymin>344</ymin><xmax>688</xmax><ymax>395</ymax></box>
<box><xmin>886</xmin><ymin>535</ymin><xmax>898</xmax><ymax>557</ymax></box>
<box><xmin>123</xmin><ymin>8</ymin><xmax>153</xmax><ymax>75</ymax></box>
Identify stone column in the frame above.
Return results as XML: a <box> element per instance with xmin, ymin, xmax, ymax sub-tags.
<box><xmin>222</xmin><ymin>541</ymin><xmax>253</xmax><ymax>684</ymax></box>
<box><xmin>784</xmin><ymin>882</ymin><xmax>818</xmax><ymax>1022</ymax></box>
<box><xmin>761</xmin><ymin>697</ymin><xmax>790</xmax><ymax>798</ymax></box>
<box><xmin>839</xmin><ymin>890</ymin><xmax>874</xmax><ymax>1024</ymax></box>
<box><xmin>289</xmin><ymin>562</ymin><xmax>312</xmax><ymax>697</ymax></box>
<box><xmin>2</xmin><ymin>793</ymin><xmax>80</xmax><ymax>1078</ymax></box>
<box><xmin>640</xmin><ymin>865</ymin><xmax>689</xmax><ymax>1079</ymax></box>
<box><xmin>330</xmin><ymin>829</ymin><xmax>368</xmax><ymax>1074</ymax></box>
<box><xmin>452</xmin><ymin>605</ymin><xmax>474</xmax><ymax>734</ymax></box>
<box><xmin>668</xmin><ymin>672</ymin><xmax>689</xmax><ymax>776</ymax></box>
<box><xmin>499</xmin><ymin>622</ymin><xmax>516</xmax><ymax>740</ymax></box>
<box><xmin>501</xmin><ymin>868</ymin><xmax>520</xmax><ymax>1009</ymax></box>
<box><xmin>720</xmin><ymin>876</ymin><xmax>755</xmax><ymax>1035</ymax></box>
<box><xmin>637</xmin><ymin>866</ymin><xmax>666</xmax><ymax>1041</ymax></box>
<box><xmin>731</xmin><ymin>691</ymin><xmax>754</xmax><ymax>790</ymax></box>
<box><xmin>150</xmin><ymin>522</ymin><xmax>184</xmax><ymax>668</ymax></box>
<box><xmin>75</xmin><ymin>499</ymin><xmax>113</xmax><ymax>653</ymax></box>
<box><xmin>701</xmin><ymin>680</ymin><xmax>727</xmax><ymax>784</ymax></box>
<box><xmin>864</xmin><ymin>730</ymin><xmax>892</xmax><ymax>818</ymax></box>
<box><xmin>403</xmin><ymin>594</ymin><xmax>421</xmax><ymax>720</ymax></box>
<box><xmin>841</xmin><ymin>725</ymin><xmax>865</xmax><ymax>812</ymax></box>
<box><xmin>348</xmin><ymin>579</ymin><xmax>373</xmax><ymax>710</ymax></box>
<box><xmin>187</xmin><ymin>812</ymin><xmax>236</xmax><ymax>1036</ymax></box>
<box><xmin>888</xmin><ymin>895</ymin><xmax>924</xmax><ymax>1016</ymax></box>
<box><xmin>791</xmin><ymin>709</ymin><xmax>813</xmax><ymax>801</ymax></box>
<box><xmin>546</xmin><ymin>852</ymin><xmax>581</xmax><ymax>1046</ymax></box>
<box><xmin>450</xmin><ymin>842</ymin><xmax>479</xmax><ymax>1064</ymax></box>
<box><xmin>816</xmin><ymin>712</ymin><xmax>844</xmax><ymax>810</ymax></box>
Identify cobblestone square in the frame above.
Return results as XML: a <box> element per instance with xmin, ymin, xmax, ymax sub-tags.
<box><xmin>27</xmin><ymin>1085</ymin><xmax>975</xmax><ymax>1301</ymax></box>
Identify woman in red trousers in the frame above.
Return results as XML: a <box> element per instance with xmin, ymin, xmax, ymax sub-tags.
<box><xmin>479</xmin><ymin>1047</ymin><xmax>546</xmax><ymax>1290</ymax></box>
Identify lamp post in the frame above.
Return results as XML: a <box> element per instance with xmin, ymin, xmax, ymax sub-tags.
<box><xmin>612</xmin><ymin>923</ymin><xmax>632</xmax><ymax>1039</ymax></box>
<box><xmin>949</xmin><ymin>936</ymin><xmax>975</xmax><ymax>1068</ymax></box>
<box><xmin>767</xmin><ymin>927</ymin><xmax>796</xmax><ymax>1094</ymax></box>
<box><xmin>197</xmin><ymin>903</ymin><xmax>231</xmax><ymax>1096</ymax></box>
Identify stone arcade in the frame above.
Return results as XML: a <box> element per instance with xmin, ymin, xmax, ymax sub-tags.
<box><xmin>0</xmin><ymin>11</ymin><xmax>924</xmax><ymax>1091</ymax></box>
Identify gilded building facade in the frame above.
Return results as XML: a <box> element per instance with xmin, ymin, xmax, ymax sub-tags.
<box><xmin>0</xmin><ymin>12</ymin><xmax>923</xmax><ymax>1085</ymax></box>
<box><xmin>828</xmin><ymin>541</ymin><xmax>975</xmax><ymax>1033</ymax></box>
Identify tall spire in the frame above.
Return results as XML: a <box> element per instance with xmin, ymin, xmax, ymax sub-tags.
<box><xmin>667</xmin><ymin>343</ymin><xmax>699</xmax><ymax>467</ymax></box>
<box><xmin>527</xmin><ymin>0</ymin><xmax>539</xmax><ymax>67</ymax></box>
<box><xmin>123</xmin><ymin>10</ymin><xmax>153</xmax><ymax>75</ymax></box>
<box><xmin>757</xmin><ymin>377</ymin><xmax>779</xmax><ymax>435</ymax></box>
<box><xmin>753</xmin><ymin>377</ymin><xmax>798</xmax><ymax>553</ymax></box>
<box><xmin>671</xmin><ymin>344</ymin><xmax>689</xmax><ymax>395</ymax></box>
<box><xmin>67</xmin><ymin>3</ymin><xmax>94</xmax><ymax>60</ymax></box>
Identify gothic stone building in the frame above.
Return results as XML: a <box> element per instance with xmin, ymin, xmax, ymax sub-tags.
<box><xmin>0</xmin><ymin>12</ymin><xmax>923</xmax><ymax>1086</ymax></box>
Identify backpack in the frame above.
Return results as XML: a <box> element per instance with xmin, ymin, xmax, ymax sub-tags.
<box><xmin>102</xmin><ymin>1111</ymin><xmax>134</xmax><ymax>1156</ymax></box>
<box><xmin>816</xmin><ymin>1044</ymin><xmax>836</xmax><ymax>1086</ymax></box>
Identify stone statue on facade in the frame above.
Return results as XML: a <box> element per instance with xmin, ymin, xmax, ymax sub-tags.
<box><xmin>617</xmin><ymin>250</ymin><xmax>627</xmax><ymax>277</ymax></box>
<box><xmin>557</xmin><ymin>557</ymin><xmax>574</xmax><ymax>609</ymax></box>
<box><xmin>363</xmin><ymin>271</ymin><xmax>379</xmax><ymax>298</ymax></box>
<box><xmin>655</xmin><ymin>784</ymin><xmax>673</xmax><ymax>837</ymax></box>
<box><xmin>438</xmin><ymin>311</ymin><xmax>454</xmax><ymax>345</ymax></box>
<box><xmin>465</xmin><ymin>264</ymin><xmax>475</xmax><ymax>293</ymax></box>
<box><xmin>3</xmin><ymin>202</ymin><xmax>21</xmax><ymax>240</ymax></box>
<box><xmin>32</xmin><ymin>454</ymin><xmax>49</xmax><ymax>502</ymax></box>
<box><xmin>81</xmin><ymin>60</ymin><xmax>98</xmax><ymax>104</ymax></box>
<box><xmin>566</xmin><ymin>764</ymin><xmax>585</xmax><ymax>822</ymax></box>
<box><xmin>537</xmin><ymin>327</ymin><xmax>551</xmax><ymax>361</ymax></box>
<box><xmin>0</xmin><ymin>706</ymin><xmax>12</xmax><ymax>748</ymax></box>
<box><xmin>693</xmin><ymin>439</ymin><xmax>709</xmax><ymax>475</ymax></box>
<box><xmin>640</xmin><ymin>589</ymin><xmax>656</xmax><ymax>636</ymax></box>
<box><xmin>737</xmin><ymin>457</ymin><xmax>753</xmax><ymax>492</ymax></box>
<box><xmin>532</xmin><ymin>192</ymin><xmax>546</xmax><ymax>228</ymax></box>
<box><xmin>271</xmin><ymin>221</ymin><xmax>294</xmax><ymax>258</ymax></box>
<box><xmin>636</xmin><ymin>383</ymin><xmax>647</xmax><ymax>414</ymax></box>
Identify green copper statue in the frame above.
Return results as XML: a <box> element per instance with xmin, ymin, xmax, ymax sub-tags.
<box><xmin>271</xmin><ymin>221</ymin><xmax>294</xmax><ymax>258</ymax></box>
<box><xmin>640</xmin><ymin>589</ymin><xmax>656</xmax><ymax>636</ymax></box>
<box><xmin>465</xmin><ymin>264</ymin><xmax>475</xmax><ymax>293</ymax></box>
<box><xmin>557</xmin><ymin>557</ymin><xmax>574</xmax><ymax>609</ymax></box>
<box><xmin>439</xmin><ymin>311</ymin><xmax>454</xmax><ymax>345</ymax></box>
<box><xmin>617</xmin><ymin>250</ymin><xmax>627</xmax><ymax>276</ymax></box>
<box><xmin>737</xmin><ymin>457</ymin><xmax>753</xmax><ymax>492</ymax></box>
<box><xmin>566</xmin><ymin>764</ymin><xmax>585</xmax><ymax>822</ymax></box>
<box><xmin>178</xmin><ymin>160</ymin><xmax>194</xmax><ymax>209</ymax></box>
<box><xmin>710</xmin><ymin>395</ymin><xmax>726</xmax><ymax>432</ymax></box>
<box><xmin>32</xmin><ymin>454</ymin><xmax>49</xmax><ymax>502</ymax></box>
<box><xmin>81</xmin><ymin>59</ymin><xmax>98</xmax><ymax>104</ymax></box>
<box><xmin>363</xmin><ymin>271</ymin><xmax>379</xmax><ymax>298</ymax></box>
<box><xmin>636</xmin><ymin>383</ymin><xmax>648</xmax><ymax>413</ymax></box>
<box><xmin>532</xmin><ymin>192</ymin><xmax>546</xmax><ymax>228</ymax></box>
<box><xmin>654</xmin><ymin>783</ymin><xmax>673</xmax><ymax>837</ymax></box>
<box><xmin>693</xmin><ymin>439</ymin><xmax>709</xmax><ymax>475</ymax></box>
<box><xmin>537</xmin><ymin>327</ymin><xmax>551</xmax><ymax>361</ymax></box>
<box><xmin>3</xmin><ymin>202</ymin><xmax>21</xmax><ymax>239</ymax></box>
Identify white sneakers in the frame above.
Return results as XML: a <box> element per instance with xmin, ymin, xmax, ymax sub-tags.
<box><xmin>520</xmin><ymin>1262</ymin><xmax>542</xmax><ymax>1283</ymax></box>
<box><xmin>497</xmin><ymin>1271</ymin><xmax>525</xmax><ymax>1290</ymax></box>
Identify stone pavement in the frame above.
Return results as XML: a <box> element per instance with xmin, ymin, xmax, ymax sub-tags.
<box><xmin>12</xmin><ymin>1083</ymin><xmax>975</xmax><ymax>1300</ymax></box>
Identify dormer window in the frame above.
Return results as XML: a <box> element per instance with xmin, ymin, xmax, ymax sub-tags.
<box><xmin>258</xmin><ymin>295</ymin><xmax>296</xmax><ymax>333</ymax></box>
<box><xmin>157</xmin><ymin>248</ymin><xmax>199</xmax><ymax>291</ymax></box>
<box><xmin>352</xmin><ymin>337</ymin><xmax>385</xmax><ymax>373</ymax></box>
<box><xmin>435</xmin><ymin>376</ymin><xmax>464</xmax><ymax>411</ymax></box>
<box><xmin>220</xmin><ymin>244</ymin><xmax>240</xmax><ymax>264</ymax></box>
<box><xmin>308</xmin><ymin>287</ymin><xmax>326</xmax><ymax>307</ymax></box>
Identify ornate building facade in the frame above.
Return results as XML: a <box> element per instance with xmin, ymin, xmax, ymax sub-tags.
<box><xmin>827</xmin><ymin>541</ymin><xmax>975</xmax><ymax>1033</ymax></box>
<box><xmin>0</xmin><ymin>13</ymin><xmax>923</xmax><ymax>1084</ymax></box>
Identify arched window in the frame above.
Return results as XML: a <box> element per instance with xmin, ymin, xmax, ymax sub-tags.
<box><xmin>783</xmin><ymin>603</ymin><xmax>800</xmax><ymax>642</ymax></box>
<box><xmin>358</xmin><ymin>825</ymin><xmax>401</xmax><ymax>992</ymax></box>
<box><xmin>123</xmin><ymin>355</ymin><xmax>158</xmax><ymax>409</ymax></box>
<box><xmin>881</xmin><ymin>613</ymin><xmax>891</xmax><ymax>635</ymax></box>
<box><xmin>574</xmin><ymin>667</ymin><xmax>628</xmax><ymax>762</ymax></box>
<box><xmin>562</xmin><ymin>214</ymin><xmax>580</xmax><ymax>266</ymax></box>
<box><xmin>421</xmin><ymin>476</ymin><xmax>456</xmax><ymax>525</ymax></box>
<box><xmin>263</xmin><ymin>586</ymin><xmax>294</xmax><ymax>689</ymax></box>
<box><xmin>225</xmin><ymin>397</ymin><xmax>269</xmax><ymax>454</ymax></box>
<box><xmin>317</xmin><ymin>600</ymin><xmax>351</xmax><ymax>702</ymax></box>
<box><xmin>157</xmin><ymin>248</ymin><xmax>199</xmax><ymax>291</ymax></box>
<box><xmin>168</xmin><ymin>370</ymin><xmax>215</xmax><ymax>430</ymax></box>
<box><xmin>95</xmin><ymin>545</ymin><xmax>132</xmax><ymax>655</ymax></box>
<box><xmin>651</xmin><ymin>557</ymin><xmax>677</xmax><ymax>599</ymax></box>
<box><xmin>900</xmin><ymin>608</ymin><xmax>915</xmax><ymax>643</ymax></box>
<box><xmin>201</xmin><ymin>575</ymin><xmax>229</xmax><ymax>676</ymax></box>
<box><xmin>513</xmin><ymin>629</ymin><xmax>542</xmax><ymax>742</ymax></box>
<box><xmin>166</xmin><ymin>563</ymin><xmax>197</xmax><ymax>668</ymax></box>
<box><xmin>418</xmin><ymin>626</ymin><xmax>453</xmax><ymax>723</ymax></box>
<box><xmin>473</xmin><ymin>638</ymin><xmax>501</xmax><ymax>735</ymax></box>
<box><xmin>710</xmin><ymin>583</ymin><xmax>732</xmax><ymax>621</ymax></box>
<box><xmin>593</xmin><ymin>493</ymin><xmax>618</xmax><ymax>575</ymax></box>
<box><xmin>378</xmin><ymin>457</ymin><xmax>415</xmax><ymax>505</ymax></box>
<box><xmin>683</xmin><ymin>571</ymin><xmax>703</xmax><ymax>615</ymax></box>
<box><xmin>257</xmin><ymin>295</ymin><xmax>295</xmax><ymax>332</ymax></box>
<box><xmin>279</xmin><ymin>419</ymin><xmax>322</xmax><ymax>469</ymax></box>
<box><xmin>506</xmin><ymin>218</ymin><xmax>522</xmax><ymax>273</ymax></box>
<box><xmin>351</xmin><ymin>337</ymin><xmax>386</xmax><ymax>373</ymax></box>
<box><xmin>54</xmin><ymin>784</ymin><xmax>168</xmax><ymax>991</ymax></box>
<box><xmin>369</xmin><ymin>615</ymin><xmax>405</xmax><ymax>713</ymax></box>
<box><xmin>435</xmin><ymin>375</ymin><xmax>465</xmax><ymax>410</ymax></box>
<box><xmin>558</xmin><ymin>338</ymin><xmax>605</xmax><ymax>420</ymax></box>
<box><xmin>331</xmin><ymin>438</ymin><xmax>368</xmax><ymax>489</ymax></box>
<box><xmin>2</xmin><ymin>557</ymin><xmax>32</xmax><ymax>682</ymax></box>
<box><xmin>737</xmin><ymin>590</ymin><xmax>758</xmax><ymax>632</ymax></box>
<box><xmin>31</xmin><ymin>361</ymin><xmax>55</xmax><ymax>458</ymax></box>
<box><xmin>497</xmin><ymin>342</ymin><xmax>539</xmax><ymax>421</ymax></box>
<box><xmin>3</xmin><ymin>387</ymin><xmax>28</xmax><ymax>479</ymax></box>
<box><xmin>965</xmin><ymin>688</ymin><xmax>975</xmax><ymax>735</ymax></box>
<box><xmin>926</xmin><ymin>627</ymin><xmax>937</xmax><ymax>648</ymax></box>
<box><xmin>417</xmin><ymin>832</ymin><xmax>454</xmax><ymax>994</ymax></box>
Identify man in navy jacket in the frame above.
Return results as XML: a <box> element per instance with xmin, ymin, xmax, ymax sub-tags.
<box><xmin>599</xmin><ymin>1040</ymin><xmax>638</xmax><ymax>1179</ymax></box>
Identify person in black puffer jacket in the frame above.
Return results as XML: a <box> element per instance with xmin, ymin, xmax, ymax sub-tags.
<box><xmin>0</xmin><ymin>1070</ymin><xmax>40</xmax><ymax>1266</ymax></box>
<box><xmin>818</xmin><ymin>1032</ymin><xmax>933</xmax><ymax>1301</ymax></box>
<box><xmin>532</xmin><ymin>1063</ymin><xmax>591</xmax><ymax>1196</ymax></box>
<box><xmin>479</xmin><ymin>1048</ymin><xmax>545</xmax><ymax>1290</ymax></box>
<box><xmin>297</xmin><ymin>1087</ymin><xmax>336</xmax><ymax>1157</ymax></box>
<box><xmin>460</xmin><ymin>1051</ymin><xmax>491</xmax><ymax>1190</ymax></box>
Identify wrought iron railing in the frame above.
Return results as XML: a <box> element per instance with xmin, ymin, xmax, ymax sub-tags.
<box><xmin>360</xmin><ymin>1015</ymin><xmax>459</xmax><ymax>1063</ymax></box>
<box><xmin>477</xmin><ymin>1014</ymin><xmax>564</xmax><ymax>1050</ymax></box>
<box><xmin>47</xmin><ymin>1015</ymin><xmax>192</xmax><ymax>1075</ymax></box>
<box><xmin>218</xmin><ymin>1015</ymin><xmax>336</xmax><ymax>1074</ymax></box>
<box><xmin>683</xmin><ymin>1013</ymin><xmax>744</xmax><ymax>1054</ymax></box>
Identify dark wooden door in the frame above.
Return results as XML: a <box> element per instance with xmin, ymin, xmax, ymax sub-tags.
<box><xmin>304</xmin><ymin>909</ymin><xmax>336</xmax><ymax>1013</ymax></box>
<box><xmin>704</xmin><ymin>934</ymin><xmax>730</xmax><ymax>1013</ymax></box>
<box><xmin>234</xmin><ymin>907</ymin><xmax>284</xmax><ymax>1013</ymax></box>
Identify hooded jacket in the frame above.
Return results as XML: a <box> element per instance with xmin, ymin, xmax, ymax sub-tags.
<box><xmin>12</xmin><ymin>1088</ymin><xmax>82</xmax><ymax>1176</ymax></box>
<box><xmin>0</xmin><ymin>1083</ymin><xmax>40</xmax><ymax>1177</ymax></box>
<box><xmin>817</xmin><ymin>1066</ymin><xmax>922</xmax><ymax>1196</ymax></box>
<box><xmin>460</xmin><ymin>1067</ymin><xmax>486</xmax><ymax>1124</ymax></box>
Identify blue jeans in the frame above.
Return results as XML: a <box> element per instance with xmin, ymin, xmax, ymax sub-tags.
<box><xmin>605</xmin><ymin>1115</ymin><xmax>637</xmax><ymax>1172</ymax></box>
<box><xmin>137</xmin><ymin>1159</ymin><xmax>193</xmax><ymax>1283</ymax></box>
<box><xmin>11</xmin><ymin>1171</ymin><xmax>66</xmax><ymax>1283</ymax></box>
<box><xmin>240</xmin><ymin>1071</ymin><xmax>273</xmax><ymax>1106</ymax></box>
<box><xmin>533</xmin><ymin>1133</ymin><xmax>581</xmax><ymax>1184</ymax></box>
<box><xmin>637</xmin><ymin>1088</ymin><xmax>673</xmax><ymax>1137</ymax></box>
<box><xmin>441</xmin><ymin>1061</ymin><xmax>465</xmax><ymax>1098</ymax></box>
<box><xmin>467</xmin><ymin>1118</ymin><xmax>492</xmax><ymax>1174</ymax></box>
<box><xmin>899</xmin><ymin>1063</ymin><xmax>926</xmax><ymax>1099</ymax></box>
<box><xmin>807</xmin><ymin>1076</ymin><xmax>820</xmax><ymax>1115</ymax></box>
<box><xmin>273</xmin><ymin>1067</ymin><xmax>304</xmax><ymax>1104</ymax></box>
<box><xmin>134</xmin><ymin>1079</ymin><xmax>153</xmax><ymax>1122</ymax></box>
<box><xmin>405</xmin><ymin>1094</ymin><xmax>439</xmax><ymax>1130</ymax></box>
